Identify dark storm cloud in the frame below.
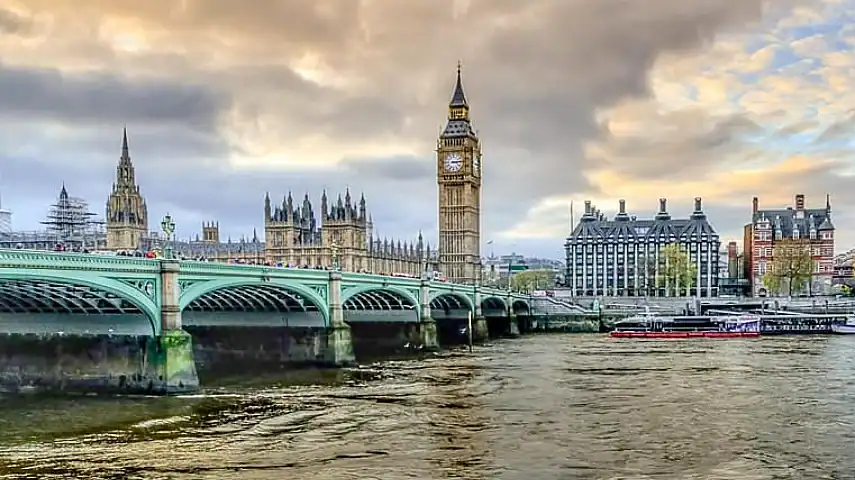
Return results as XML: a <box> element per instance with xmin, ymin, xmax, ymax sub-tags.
<box><xmin>341</xmin><ymin>156</ymin><xmax>434</xmax><ymax>182</ymax></box>
<box><xmin>0</xmin><ymin>0</ymin><xmax>816</xmax><ymax>255</ymax></box>
<box><xmin>0</xmin><ymin>63</ymin><xmax>227</xmax><ymax>128</ymax></box>
<box><xmin>592</xmin><ymin>112</ymin><xmax>765</xmax><ymax>180</ymax></box>
<box><xmin>0</xmin><ymin>8</ymin><xmax>30</xmax><ymax>34</ymax></box>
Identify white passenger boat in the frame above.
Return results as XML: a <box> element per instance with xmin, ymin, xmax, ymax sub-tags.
<box><xmin>831</xmin><ymin>316</ymin><xmax>855</xmax><ymax>334</ymax></box>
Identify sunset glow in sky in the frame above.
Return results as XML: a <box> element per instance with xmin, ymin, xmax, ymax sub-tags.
<box><xmin>0</xmin><ymin>0</ymin><xmax>853</xmax><ymax>257</ymax></box>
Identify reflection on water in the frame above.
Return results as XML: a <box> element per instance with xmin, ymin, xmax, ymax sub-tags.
<box><xmin>1</xmin><ymin>335</ymin><xmax>855</xmax><ymax>479</ymax></box>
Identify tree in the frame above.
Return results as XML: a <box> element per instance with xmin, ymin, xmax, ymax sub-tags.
<box><xmin>492</xmin><ymin>276</ymin><xmax>510</xmax><ymax>289</ymax></box>
<box><xmin>510</xmin><ymin>269</ymin><xmax>554</xmax><ymax>292</ymax></box>
<box><xmin>657</xmin><ymin>244</ymin><xmax>697</xmax><ymax>296</ymax></box>
<box><xmin>763</xmin><ymin>239</ymin><xmax>814</xmax><ymax>296</ymax></box>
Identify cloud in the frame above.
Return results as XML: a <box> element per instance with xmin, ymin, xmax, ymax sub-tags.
<box><xmin>0</xmin><ymin>7</ymin><xmax>30</xmax><ymax>34</ymax></box>
<box><xmin>0</xmin><ymin>63</ymin><xmax>226</xmax><ymax>127</ymax></box>
<box><xmin>511</xmin><ymin>0</ymin><xmax>855</xmax><ymax>254</ymax></box>
<box><xmin>0</xmin><ymin>0</ymin><xmax>849</xmax><ymax>261</ymax></box>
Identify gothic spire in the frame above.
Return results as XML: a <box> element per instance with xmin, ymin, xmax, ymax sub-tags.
<box><xmin>122</xmin><ymin>126</ymin><xmax>129</xmax><ymax>159</ymax></box>
<box><xmin>450</xmin><ymin>61</ymin><xmax>468</xmax><ymax>108</ymax></box>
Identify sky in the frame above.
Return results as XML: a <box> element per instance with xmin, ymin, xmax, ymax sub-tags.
<box><xmin>0</xmin><ymin>0</ymin><xmax>853</xmax><ymax>259</ymax></box>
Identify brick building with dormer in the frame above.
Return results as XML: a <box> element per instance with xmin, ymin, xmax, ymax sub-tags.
<box><xmin>743</xmin><ymin>194</ymin><xmax>835</xmax><ymax>296</ymax></box>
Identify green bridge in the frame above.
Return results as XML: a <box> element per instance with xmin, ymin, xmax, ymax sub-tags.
<box><xmin>0</xmin><ymin>249</ymin><xmax>534</xmax><ymax>395</ymax></box>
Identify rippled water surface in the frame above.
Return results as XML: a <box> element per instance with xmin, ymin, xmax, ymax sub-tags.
<box><xmin>1</xmin><ymin>334</ymin><xmax>855</xmax><ymax>479</ymax></box>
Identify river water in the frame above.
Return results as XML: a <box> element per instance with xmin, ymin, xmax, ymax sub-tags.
<box><xmin>0</xmin><ymin>334</ymin><xmax>854</xmax><ymax>479</ymax></box>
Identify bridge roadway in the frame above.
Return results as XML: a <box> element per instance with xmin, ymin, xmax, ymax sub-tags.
<box><xmin>0</xmin><ymin>249</ymin><xmax>537</xmax><ymax>395</ymax></box>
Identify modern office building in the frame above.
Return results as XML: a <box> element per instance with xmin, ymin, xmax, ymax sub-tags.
<box><xmin>564</xmin><ymin>198</ymin><xmax>721</xmax><ymax>297</ymax></box>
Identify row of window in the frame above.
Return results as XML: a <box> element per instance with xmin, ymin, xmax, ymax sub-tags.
<box><xmin>570</xmin><ymin>267</ymin><xmax>716</xmax><ymax>275</ymax></box>
<box><xmin>570</xmin><ymin>254</ymin><xmax>717</xmax><ymax>262</ymax></box>
<box><xmin>571</xmin><ymin>279</ymin><xmax>716</xmax><ymax>288</ymax></box>
<box><xmin>754</xmin><ymin>230</ymin><xmax>833</xmax><ymax>241</ymax></box>
<box><xmin>755</xmin><ymin>261</ymin><xmax>834</xmax><ymax>275</ymax></box>
<box><xmin>569</xmin><ymin>288</ymin><xmax>717</xmax><ymax>297</ymax></box>
<box><xmin>567</xmin><ymin>242</ymin><xmax>718</xmax><ymax>252</ymax></box>
<box><xmin>754</xmin><ymin>247</ymin><xmax>834</xmax><ymax>257</ymax></box>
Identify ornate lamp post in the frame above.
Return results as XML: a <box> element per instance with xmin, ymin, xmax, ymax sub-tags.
<box><xmin>160</xmin><ymin>213</ymin><xmax>176</xmax><ymax>260</ymax></box>
<box><xmin>507</xmin><ymin>252</ymin><xmax>514</xmax><ymax>292</ymax></box>
<box><xmin>331</xmin><ymin>240</ymin><xmax>340</xmax><ymax>271</ymax></box>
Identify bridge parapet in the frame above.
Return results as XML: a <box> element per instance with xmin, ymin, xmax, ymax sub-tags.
<box><xmin>178</xmin><ymin>261</ymin><xmax>329</xmax><ymax>280</ymax></box>
<box><xmin>0</xmin><ymin>249</ymin><xmax>160</xmax><ymax>273</ymax></box>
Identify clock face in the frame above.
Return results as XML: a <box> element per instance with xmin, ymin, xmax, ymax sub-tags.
<box><xmin>444</xmin><ymin>152</ymin><xmax>462</xmax><ymax>172</ymax></box>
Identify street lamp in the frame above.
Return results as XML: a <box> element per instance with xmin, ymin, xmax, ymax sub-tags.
<box><xmin>160</xmin><ymin>213</ymin><xmax>176</xmax><ymax>260</ymax></box>
<box><xmin>331</xmin><ymin>240</ymin><xmax>340</xmax><ymax>271</ymax></box>
<box><xmin>507</xmin><ymin>252</ymin><xmax>515</xmax><ymax>292</ymax></box>
<box><xmin>421</xmin><ymin>249</ymin><xmax>429</xmax><ymax>280</ymax></box>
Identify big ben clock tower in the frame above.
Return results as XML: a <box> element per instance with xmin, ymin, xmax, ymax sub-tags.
<box><xmin>437</xmin><ymin>63</ymin><xmax>481</xmax><ymax>284</ymax></box>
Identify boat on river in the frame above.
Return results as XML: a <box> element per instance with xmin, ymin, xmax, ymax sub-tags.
<box><xmin>831</xmin><ymin>316</ymin><xmax>855</xmax><ymax>334</ymax></box>
<box><xmin>610</xmin><ymin>310</ymin><xmax>761</xmax><ymax>339</ymax></box>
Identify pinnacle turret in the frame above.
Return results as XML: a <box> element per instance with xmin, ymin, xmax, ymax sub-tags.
<box><xmin>121</xmin><ymin>126</ymin><xmax>129</xmax><ymax>160</ymax></box>
<box><xmin>450</xmin><ymin>61</ymin><xmax>468</xmax><ymax>108</ymax></box>
<box><xmin>106</xmin><ymin>127</ymin><xmax>148</xmax><ymax>250</ymax></box>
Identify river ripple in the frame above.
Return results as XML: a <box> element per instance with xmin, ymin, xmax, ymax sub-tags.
<box><xmin>0</xmin><ymin>335</ymin><xmax>854</xmax><ymax>479</ymax></box>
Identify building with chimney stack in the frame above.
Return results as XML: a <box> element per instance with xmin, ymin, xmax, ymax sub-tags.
<box><xmin>743</xmin><ymin>194</ymin><xmax>835</xmax><ymax>296</ymax></box>
<box><xmin>564</xmin><ymin>197</ymin><xmax>721</xmax><ymax>297</ymax></box>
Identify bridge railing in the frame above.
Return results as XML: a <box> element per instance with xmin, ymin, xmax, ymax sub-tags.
<box><xmin>178</xmin><ymin>259</ymin><xmax>318</xmax><ymax>274</ymax></box>
<box><xmin>0</xmin><ymin>248</ymin><xmax>161</xmax><ymax>272</ymax></box>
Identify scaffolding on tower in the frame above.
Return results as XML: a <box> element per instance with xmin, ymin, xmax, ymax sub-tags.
<box><xmin>0</xmin><ymin>189</ymin><xmax>11</xmax><ymax>236</ymax></box>
<box><xmin>40</xmin><ymin>186</ymin><xmax>105</xmax><ymax>249</ymax></box>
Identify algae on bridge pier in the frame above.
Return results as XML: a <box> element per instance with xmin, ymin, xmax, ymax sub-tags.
<box><xmin>147</xmin><ymin>329</ymin><xmax>199</xmax><ymax>394</ymax></box>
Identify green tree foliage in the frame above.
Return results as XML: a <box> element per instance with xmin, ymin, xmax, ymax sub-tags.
<box><xmin>762</xmin><ymin>239</ymin><xmax>815</xmax><ymax>296</ymax></box>
<box><xmin>657</xmin><ymin>244</ymin><xmax>697</xmax><ymax>295</ymax></box>
<box><xmin>510</xmin><ymin>269</ymin><xmax>554</xmax><ymax>292</ymax></box>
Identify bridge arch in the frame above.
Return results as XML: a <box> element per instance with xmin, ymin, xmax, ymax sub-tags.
<box><xmin>481</xmin><ymin>295</ymin><xmax>508</xmax><ymax>313</ymax></box>
<box><xmin>180</xmin><ymin>278</ymin><xmax>330</xmax><ymax>325</ymax></box>
<box><xmin>512</xmin><ymin>299</ymin><xmax>531</xmax><ymax>315</ymax></box>
<box><xmin>0</xmin><ymin>272</ymin><xmax>160</xmax><ymax>335</ymax></box>
<box><xmin>429</xmin><ymin>291</ymin><xmax>474</xmax><ymax>312</ymax></box>
<box><xmin>342</xmin><ymin>286</ymin><xmax>420</xmax><ymax>313</ymax></box>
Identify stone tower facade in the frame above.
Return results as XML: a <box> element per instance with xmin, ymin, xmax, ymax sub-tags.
<box><xmin>264</xmin><ymin>190</ymin><xmax>433</xmax><ymax>274</ymax></box>
<box><xmin>106</xmin><ymin>128</ymin><xmax>148</xmax><ymax>251</ymax></box>
<box><xmin>437</xmin><ymin>64</ymin><xmax>481</xmax><ymax>284</ymax></box>
<box><xmin>202</xmin><ymin>221</ymin><xmax>220</xmax><ymax>243</ymax></box>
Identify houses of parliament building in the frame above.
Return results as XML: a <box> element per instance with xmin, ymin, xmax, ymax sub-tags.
<box><xmin>102</xmin><ymin>130</ymin><xmax>434</xmax><ymax>276</ymax></box>
<box><xmin>98</xmin><ymin>64</ymin><xmax>483</xmax><ymax>283</ymax></box>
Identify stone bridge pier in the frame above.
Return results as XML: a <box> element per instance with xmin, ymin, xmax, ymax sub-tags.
<box><xmin>339</xmin><ymin>279</ymin><xmax>438</xmax><ymax>360</ymax></box>
<box><xmin>152</xmin><ymin>259</ymin><xmax>199</xmax><ymax>394</ymax></box>
<box><xmin>480</xmin><ymin>294</ymin><xmax>530</xmax><ymax>339</ymax></box>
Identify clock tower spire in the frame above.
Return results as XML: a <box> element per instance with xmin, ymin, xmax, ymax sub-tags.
<box><xmin>437</xmin><ymin>62</ymin><xmax>481</xmax><ymax>284</ymax></box>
